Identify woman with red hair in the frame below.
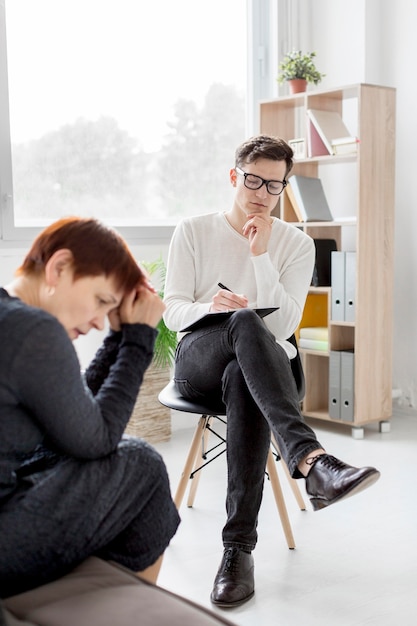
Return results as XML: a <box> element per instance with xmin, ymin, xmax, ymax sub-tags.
<box><xmin>0</xmin><ymin>217</ymin><xmax>180</xmax><ymax>598</ymax></box>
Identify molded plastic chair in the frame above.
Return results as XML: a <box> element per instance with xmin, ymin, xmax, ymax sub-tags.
<box><xmin>158</xmin><ymin>335</ymin><xmax>306</xmax><ymax>550</ymax></box>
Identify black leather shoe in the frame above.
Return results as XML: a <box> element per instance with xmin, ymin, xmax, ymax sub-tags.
<box><xmin>210</xmin><ymin>547</ymin><xmax>254</xmax><ymax>608</ymax></box>
<box><xmin>305</xmin><ymin>454</ymin><xmax>380</xmax><ymax>511</ymax></box>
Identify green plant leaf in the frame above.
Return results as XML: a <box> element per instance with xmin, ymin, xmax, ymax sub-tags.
<box><xmin>141</xmin><ymin>256</ymin><xmax>177</xmax><ymax>369</ymax></box>
<box><xmin>277</xmin><ymin>50</ymin><xmax>325</xmax><ymax>85</ymax></box>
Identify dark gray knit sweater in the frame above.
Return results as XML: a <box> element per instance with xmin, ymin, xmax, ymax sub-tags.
<box><xmin>0</xmin><ymin>287</ymin><xmax>157</xmax><ymax>505</ymax></box>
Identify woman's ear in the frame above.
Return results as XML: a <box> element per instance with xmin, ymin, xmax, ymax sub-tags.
<box><xmin>44</xmin><ymin>249</ymin><xmax>74</xmax><ymax>287</ymax></box>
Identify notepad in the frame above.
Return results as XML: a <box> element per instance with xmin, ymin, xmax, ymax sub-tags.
<box><xmin>180</xmin><ymin>308</ymin><xmax>279</xmax><ymax>332</ymax></box>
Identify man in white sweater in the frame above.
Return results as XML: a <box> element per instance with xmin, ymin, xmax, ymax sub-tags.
<box><xmin>163</xmin><ymin>135</ymin><xmax>380</xmax><ymax>608</ymax></box>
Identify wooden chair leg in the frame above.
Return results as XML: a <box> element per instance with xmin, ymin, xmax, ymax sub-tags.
<box><xmin>175</xmin><ymin>419</ymin><xmax>298</xmax><ymax>550</ymax></box>
<box><xmin>266</xmin><ymin>449</ymin><xmax>296</xmax><ymax>549</ymax></box>
<box><xmin>174</xmin><ymin>416</ymin><xmax>209</xmax><ymax>508</ymax></box>
<box><xmin>186</xmin><ymin>416</ymin><xmax>213</xmax><ymax>507</ymax></box>
<box><xmin>271</xmin><ymin>435</ymin><xmax>306</xmax><ymax>511</ymax></box>
<box><xmin>279</xmin><ymin>455</ymin><xmax>307</xmax><ymax>511</ymax></box>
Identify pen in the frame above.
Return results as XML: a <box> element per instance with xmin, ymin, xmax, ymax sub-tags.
<box><xmin>218</xmin><ymin>282</ymin><xmax>232</xmax><ymax>292</ymax></box>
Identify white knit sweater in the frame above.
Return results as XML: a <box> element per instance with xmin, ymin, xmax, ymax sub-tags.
<box><xmin>163</xmin><ymin>212</ymin><xmax>315</xmax><ymax>358</ymax></box>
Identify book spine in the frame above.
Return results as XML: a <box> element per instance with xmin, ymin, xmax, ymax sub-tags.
<box><xmin>299</xmin><ymin>326</ymin><xmax>328</xmax><ymax>341</ymax></box>
<box><xmin>288</xmin><ymin>179</ymin><xmax>307</xmax><ymax>221</ymax></box>
<box><xmin>306</xmin><ymin>117</ymin><xmax>330</xmax><ymax>157</ymax></box>
<box><xmin>285</xmin><ymin>183</ymin><xmax>305</xmax><ymax>221</ymax></box>
<box><xmin>298</xmin><ymin>338</ymin><xmax>328</xmax><ymax>351</ymax></box>
<box><xmin>331</xmin><ymin>141</ymin><xmax>358</xmax><ymax>155</ymax></box>
<box><xmin>306</xmin><ymin>110</ymin><xmax>333</xmax><ymax>154</ymax></box>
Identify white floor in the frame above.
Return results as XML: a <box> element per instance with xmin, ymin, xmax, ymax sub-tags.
<box><xmin>154</xmin><ymin>406</ymin><xmax>417</xmax><ymax>626</ymax></box>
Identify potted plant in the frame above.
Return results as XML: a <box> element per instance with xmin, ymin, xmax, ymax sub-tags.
<box><xmin>125</xmin><ymin>257</ymin><xmax>177</xmax><ymax>443</ymax></box>
<box><xmin>141</xmin><ymin>257</ymin><xmax>177</xmax><ymax>369</ymax></box>
<box><xmin>277</xmin><ymin>50</ymin><xmax>325</xmax><ymax>94</ymax></box>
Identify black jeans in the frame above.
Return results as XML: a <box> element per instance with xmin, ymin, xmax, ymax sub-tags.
<box><xmin>174</xmin><ymin>309</ymin><xmax>322</xmax><ymax>551</ymax></box>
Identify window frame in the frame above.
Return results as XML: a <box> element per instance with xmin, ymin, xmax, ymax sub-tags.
<box><xmin>0</xmin><ymin>0</ymin><xmax>277</xmax><ymax>246</ymax></box>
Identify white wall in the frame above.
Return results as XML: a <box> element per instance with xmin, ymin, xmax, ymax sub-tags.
<box><xmin>378</xmin><ymin>0</ymin><xmax>417</xmax><ymax>406</ymax></box>
<box><xmin>292</xmin><ymin>0</ymin><xmax>416</xmax><ymax>406</ymax></box>
<box><xmin>1</xmin><ymin>0</ymin><xmax>416</xmax><ymax>404</ymax></box>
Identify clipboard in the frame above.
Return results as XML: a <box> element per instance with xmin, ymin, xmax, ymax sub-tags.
<box><xmin>180</xmin><ymin>307</ymin><xmax>279</xmax><ymax>332</ymax></box>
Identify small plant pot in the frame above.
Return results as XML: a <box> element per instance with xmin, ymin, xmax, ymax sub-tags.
<box><xmin>288</xmin><ymin>79</ymin><xmax>307</xmax><ymax>94</ymax></box>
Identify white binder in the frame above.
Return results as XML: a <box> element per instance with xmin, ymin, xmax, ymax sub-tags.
<box><xmin>331</xmin><ymin>251</ymin><xmax>345</xmax><ymax>321</ymax></box>
<box><xmin>340</xmin><ymin>351</ymin><xmax>355</xmax><ymax>421</ymax></box>
<box><xmin>344</xmin><ymin>252</ymin><xmax>356</xmax><ymax>322</ymax></box>
<box><xmin>329</xmin><ymin>351</ymin><xmax>341</xmax><ymax>419</ymax></box>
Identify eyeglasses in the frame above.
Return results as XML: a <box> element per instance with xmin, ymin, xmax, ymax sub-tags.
<box><xmin>235</xmin><ymin>166</ymin><xmax>287</xmax><ymax>196</ymax></box>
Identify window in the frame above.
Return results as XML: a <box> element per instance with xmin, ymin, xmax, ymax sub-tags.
<box><xmin>0</xmin><ymin>0</ymin><xmax>276</xmax><ymax>242</ymax></box>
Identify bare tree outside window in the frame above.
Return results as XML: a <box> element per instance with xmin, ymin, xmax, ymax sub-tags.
<box><xmin>5</xmin><ymin>0</ymin><xmax>247</xmax><ymax>229</ymax></box>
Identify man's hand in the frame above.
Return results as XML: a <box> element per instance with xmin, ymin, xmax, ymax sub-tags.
<box><xmin>242</xmin><ymin>214</ymin><xmax>273</xmax><ymax>256</ymax></box>
<box><xmin>210</xmin><ymin>287</ymin><xmax>248</xmax><ymax>312</ymax></box>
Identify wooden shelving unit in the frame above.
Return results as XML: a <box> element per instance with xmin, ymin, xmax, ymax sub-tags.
<box><xmin>260</xmin><ymin>84</ymin><xmax>396</xmax><ymax>437</ymax></box>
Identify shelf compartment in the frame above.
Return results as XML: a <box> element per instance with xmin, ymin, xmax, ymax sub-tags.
<box><xmin>301</xmin><ymin>353</ymin><xmax>329</xmax><ymax>414</ymax></box>
<box><xmin>297</xmin><ymin>291</ymin><xmax>329</xmax><ymax>340</ymax></box>
<box><xmin>329</xmin><ymin>324</ymin><xmax>355</xmax><ymax>351</ymax></box>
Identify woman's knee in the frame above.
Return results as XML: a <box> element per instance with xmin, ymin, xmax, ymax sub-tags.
<box><xmin>117</xmin><ymin>437</ymin><xmax>168</xmax><ymax>483</ymax></box>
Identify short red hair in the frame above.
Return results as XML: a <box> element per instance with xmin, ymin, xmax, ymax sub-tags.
<box><xmin>17</xmin><ymin>217</ymin><xmax>145</xmax><ymax>293</ymax></box>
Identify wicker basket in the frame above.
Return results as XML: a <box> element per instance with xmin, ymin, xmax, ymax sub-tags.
<box><xmin>124</xmin><ymin>364</ymin><xmax>171</xmax><ymax>443</ymax></box>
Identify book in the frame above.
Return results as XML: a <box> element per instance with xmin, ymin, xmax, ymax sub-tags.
<box><xmin>311</xmin><ymin>238</ymin><xmax>337</xmax><ymax>286</ymax></box>
<box><xmin>298</xmin><ymin>338</ymin><xmax>328</xmax><ymax>351</ymax></box>
<box><xmin>180</xmin><ymin>307</ymin><xmax>279</xmax><ymax>332</ymax></box>
<box><xmin>331</xmin><ymin>136</ymin><xmax>358</xmax><ymax>155</ymax></box>
<box><xmin>284</xmin><ymin>183</ymin><xmax>304</xmax><ymax>222</ymax></box>
<box><xmin>288</xmin><ymin>137</ymin><xmax>306</xmax><ymax>159</ymax></box>
<box><xmin>306</xmin><ymin>118</ymin><xmax>330</xmax><ymax>157</ymax></box>
<box><xmin>287</xmin><ymin>175</ymin><xmax>333</xmax><ymax>222</ymax></box>
<box><xmin>299</xmin><ymin>327</ymin><xmax>328</xmax><ymax>341</ymax></box>
<box><xmin>306</xmin><ymin>109</ymin><xmax>356</xmax><ymax>156</ymax></box>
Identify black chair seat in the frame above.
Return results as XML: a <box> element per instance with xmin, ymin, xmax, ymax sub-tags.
<box><xmin>158</xmin><ymin>382</ymin><xmax>226</xmax><ymax>417</ymax></box>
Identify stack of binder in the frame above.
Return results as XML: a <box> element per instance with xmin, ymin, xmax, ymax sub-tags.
<box><xmin>331</xmin><ymin>251</ymin><xmax>356</xmax><ymax>322</ymax></box>
<box><xmin>329</xmin><ymin>350</ymin><xmax>355</xmax><ymax>421</ymax></box>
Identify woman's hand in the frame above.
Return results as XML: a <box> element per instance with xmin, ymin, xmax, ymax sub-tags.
<box><xmin>210</xmin><ymin>287</ymin><xmax>248</xmax><ymax>313</ymax></box>
<box><xmin>108</xmin><ymin>283</ymin><xmax>165</xmax><ymax>330</ymax></box>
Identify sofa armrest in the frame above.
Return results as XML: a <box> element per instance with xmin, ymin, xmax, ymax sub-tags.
<box><xmin>3</xmin><ymin>557</ymin><xmax>237</xmax><ymax>626</ymax></box>
<box><xmin>1</xmin><ymin>605</ymin><xmax>35</xmax><ymax>626</ymax></box>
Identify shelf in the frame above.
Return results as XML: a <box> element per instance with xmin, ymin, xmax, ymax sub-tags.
<box><xmin>299</xmin><ymin>349</ymin><xmax>329</xmax><ymax>357</ymax></box>
<box><xmin>293</xmin><ymin>154</ymin><xmax>357</xmax><ymax>165</ymax></box>
<box><xmin>287</xmin><ymin>219</ymin><xmax>356</xmax><ymax>228</ymax></box>
<box><xmin>302</xmin><ymin>409</ymin><xmax>330</xmax><ymax>422</ymax></box>
<box><xmin>260</xmin><ymin>83</ymin><xmax>395</xmax><ymax>433</ymax></box>
<box><xmin>309</xmin><ymin>286</ymin><xmax>331</xmax><ymax>295</ymax></box>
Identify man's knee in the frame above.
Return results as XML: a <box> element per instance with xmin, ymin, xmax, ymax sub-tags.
<box><xmin>230</xmin><ymin>308</ymin><xmax>265</xmax><ymax>334</ymax></box>
<box><xmin>230</xmin><ymin>308</ymin><xmax>276</xmax><ymax>345</ymax></box>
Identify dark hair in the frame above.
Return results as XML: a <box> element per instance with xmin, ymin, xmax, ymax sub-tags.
<box><xmin>235</xmin><ymin>134</ymin><xmax>294</xmax><ymax>179</ymax></box>
<box><xmin>17</xmin><ymin>216</ymin><xmax>145</xmax><ymax>293</ymax></box>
